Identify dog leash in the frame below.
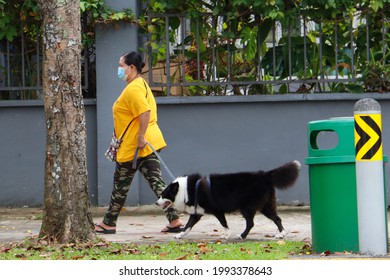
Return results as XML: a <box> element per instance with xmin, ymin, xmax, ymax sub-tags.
<box><xmin>132</xmin><ymin>142</ymin><xmax>176</xmax><ymax>181</ymax></box>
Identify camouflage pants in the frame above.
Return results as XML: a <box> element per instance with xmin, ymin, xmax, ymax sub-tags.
<box><xmin>103</xmin><ymin>152</ymin><xmax>180</xmax><ymax>227</ymax></box>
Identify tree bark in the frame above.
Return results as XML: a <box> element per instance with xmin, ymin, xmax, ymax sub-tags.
<box><xmin>38</xmin><ymin>0</ymin><xmax>95</xmax><ymax>243</ymax></box>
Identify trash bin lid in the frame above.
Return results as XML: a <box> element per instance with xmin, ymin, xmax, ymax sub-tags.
<box><xmin>308</xmin><ymin>117</ymin><xmax>355</xmax><ymax>158</ymax></box>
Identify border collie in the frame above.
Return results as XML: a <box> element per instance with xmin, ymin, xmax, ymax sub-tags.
<box><xmin>156</xmin><ymin>160</ymin><xmax>301</xmax><ymax>240</ymax></box>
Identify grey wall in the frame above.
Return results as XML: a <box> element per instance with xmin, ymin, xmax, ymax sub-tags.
<box><xmin>0</xmin><ymin>100</ymin><xmax>97</xmax><ymax>206</ymax></box>
<box><xmin>1</xmin><ymin>95</ymin><xmax>390</xmax><ymax>207</ymax></box>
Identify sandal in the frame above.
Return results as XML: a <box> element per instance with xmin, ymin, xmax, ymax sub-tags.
<box><xmin>161</xmin><ymin>225</ymin><xmax>185</xmax><ymax>233</ymax></box>
<box><xmin>95</xmin><ymin>224</ymin><xmax>116</xmax><ymax>234</ymax></box>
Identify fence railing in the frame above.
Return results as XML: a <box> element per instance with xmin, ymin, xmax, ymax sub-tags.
<box><xmin>1</xmin><ymin>8</ymin><xmax>388</xmax><ymax>99</ymax></box>
<box><xmin>145</xmin><ymin>10</ymin><xmax>388</xmax><ymax>96</ymax></box>
<box><xmin>0</xmin><ymin>23</ymin><xmax>92</xmax><ymax>100</ymax></box>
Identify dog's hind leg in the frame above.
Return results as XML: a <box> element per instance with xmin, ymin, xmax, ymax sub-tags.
<box><xmin>174</xmin><ymin>214</ymin><xmax>202</xmax><ymax>239</ymax></box>
<box><xmin>260</xmin><ymin>201</ymin><xmax>287</xmax><ymax>239</ymax></box>
<box><xmin>238</xmin><ymin>209</ymin><xmax>256</xmax><ymax>239</ymax></box>
<box><xmin>214</xmin><ymin>212</ymin><xmax>230</xmax><ymax>239</ymax></box>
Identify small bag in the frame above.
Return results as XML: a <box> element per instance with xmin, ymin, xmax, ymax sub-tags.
<box><xmin>104</xmin><ymin>132</ymin><xmax>123</xmax><ymax>162</ymax></box>
<box><xmin>104</xmin><ymin>120</ymin><xmax>133</xmax><ymax>162</ymax></box>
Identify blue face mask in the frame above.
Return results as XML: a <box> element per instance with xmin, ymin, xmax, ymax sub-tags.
<box><xmin>117</xmin><ymin>67</ymin><xmax>127</xmax><ymax>80</ymax></box>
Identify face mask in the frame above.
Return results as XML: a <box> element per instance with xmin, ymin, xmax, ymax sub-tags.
<box><xmin>117</xmin><ymin>67</ymin><xmax>127</xmax><ymax>80</ymax></box>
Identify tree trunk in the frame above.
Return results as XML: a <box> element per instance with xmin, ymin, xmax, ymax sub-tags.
<box><xmin>38</xmin><ymin>0</ymin><xmax>95</xmax><ymax>243</ymax></box>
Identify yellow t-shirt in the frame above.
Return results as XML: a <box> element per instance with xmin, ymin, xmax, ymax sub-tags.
<box><xmin>113</xmin><ymin>77</ymin><xmax>166</xmax><ymax>162</ymax></box>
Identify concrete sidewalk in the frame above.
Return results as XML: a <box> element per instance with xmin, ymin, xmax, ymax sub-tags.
<box><xmin>0</xmin><ymin>205</ymin><xmax>312</xmax><ymax>244</ymax></box>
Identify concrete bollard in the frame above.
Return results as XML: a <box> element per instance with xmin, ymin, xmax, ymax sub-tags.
<box><xmin>354</xmin><ymin>98</ymin><xmax>388</xmax><ymax>256</ymax></box>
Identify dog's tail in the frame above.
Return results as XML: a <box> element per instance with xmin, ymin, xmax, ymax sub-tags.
<box><xmin>266</xmin><ymin>160</ymin><xmax>301</xmax><ymax>190</ymax></box>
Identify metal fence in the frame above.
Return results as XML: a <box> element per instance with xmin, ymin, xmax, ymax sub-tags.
<box><xmin>0</xmin><ymin>25</ymin><xmax>42</xmax><ymax>100</ymax></box>
<box><xmin>0</xmin><ymin>23</ymin><xmax>92</xmax><ymax>100</ymax></box>
<box><xmin>145</xmin><ymin>9</ymin><xmax>389</xmax><ymax>96</ymax></box>
<box><xmin>1</xmin><ymin>9</ymin><xmax>388</xmax><ymax>99</ymax></box>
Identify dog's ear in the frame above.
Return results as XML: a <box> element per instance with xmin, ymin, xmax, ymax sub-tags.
<box><xmin>170</xmin><ymin>182</ymin><xmax>179</xmax><ymax>195</ymax></box>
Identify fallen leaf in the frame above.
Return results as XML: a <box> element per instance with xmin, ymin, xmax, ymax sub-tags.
<box><xmin>176</xmin><ymin>254</ymin><xmax>188</xmax><ymax>260</ymax></box>
<box><xmin>276</xmin><ymin>240</ymin><xmax>286</xmax><ymax>246</ymax></box>
<box><xmin>15</xmin><ymin>254</ymin><xmax>27</xmax><ymax>259</ymax></box>
<box><xmin>142</xmin><ymin>236</ymin><xmax>153</xmax><ymax>239</ymax></box>
<box><xmin>110</xmin><ymin>249</ymin><xmax>121</xmax><ymax>254</ymax></box>
<box><xmin>320</xmin><ymin>250</ymin><xmax>331</xmax><ymax>256</ymax></box>
<box><xmin>199</xmin><ymin>247</ymin><xmax>210</xmax><ymax>254</ymax></box>
<box><xmin>39</xmin><ymin>253</ymin><xmax>50</xmax><ymax>258</ymax></box>
<box><xmin>128</xmin><ymin>249</ymin><xmax>142</xmax><ymax>255</ymax></box>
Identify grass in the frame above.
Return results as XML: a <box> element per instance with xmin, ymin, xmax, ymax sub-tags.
<box><xmin>0</xmin><ymin>238</ymin><xmax>311</xmax><ymax>260</ymax></box>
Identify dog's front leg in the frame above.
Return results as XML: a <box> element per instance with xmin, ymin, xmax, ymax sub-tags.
<box><xmin>174</xmin><ymin>214</ymin><xmax>202</xmax><ymax>239</ymax></box>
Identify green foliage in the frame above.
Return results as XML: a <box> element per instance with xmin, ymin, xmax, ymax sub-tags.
<box><xmin>0</xmin><ymin>0</ymin><xmax>40</xmax><ymax>41</ymax></box>
<box><xmin>0</xmin><ymin>0</ymin><xmax>135</xmax><ymax>46</ymax></box>
<box><xmin>1</xmin><ymin>0</ymin><xmax>388</xmax><ymax>95</ymax></box>
<box><xmin>360</xmin><ymin>48</ymin><xmax>390</xmax><ymax>92</ymax></box>
<box><xmin>144</xmin><ymin>0</ymin><xmax>389</xmax><ymax>95</ymax></box>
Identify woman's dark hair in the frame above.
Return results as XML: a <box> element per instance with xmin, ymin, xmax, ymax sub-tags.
<box><xmin>122</xmin><ymin>51</ymin><xmax>145</xmax><ymax>73</ymax></box>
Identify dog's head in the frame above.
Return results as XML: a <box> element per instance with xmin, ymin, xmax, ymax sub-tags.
<box><xmin>156</xmin><ymin>179</ymin><xmax>182</xmax><ymax>210</ymax></box>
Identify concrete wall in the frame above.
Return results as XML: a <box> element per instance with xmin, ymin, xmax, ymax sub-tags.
<box><xmin>0</xmin><ymin>100</ymin><xmax>97</xmax><ymax>206</ymax></box>
<box><xmin>1</xmin><ymin>95</ymin><xmax>390</xmax><ymax>207</ymax></box>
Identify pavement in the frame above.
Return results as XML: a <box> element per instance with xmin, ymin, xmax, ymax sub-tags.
<box><xmin>1</xmin><ymin>205</ymin><xmax>390</xmax><ymax>258</ymax></box>
<box><xmin>0</xmin><ymin>205</ymin><xmax>312</xmax><ymax>245</ymax></box>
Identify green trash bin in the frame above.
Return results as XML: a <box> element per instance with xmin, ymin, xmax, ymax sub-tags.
<box><xmin>305</xmin><ymin>117</ymin><xmax>359</xmax><ymax>253</ymax></box>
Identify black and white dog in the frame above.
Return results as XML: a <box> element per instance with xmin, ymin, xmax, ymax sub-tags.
<box><xmin>156</xmin><ymin>160</ymin><xmax>300</xmax><ymax>240</ymax></box>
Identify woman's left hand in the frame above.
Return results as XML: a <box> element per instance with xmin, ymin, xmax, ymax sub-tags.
<box><xmin>138</xmin><ymin>135</ymin><xmax>147</xmax><ymax>149</ymax></box>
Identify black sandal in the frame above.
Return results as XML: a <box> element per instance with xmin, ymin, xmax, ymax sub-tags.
<box><xmin>161</xmin><ymin>226</ymin><xmax>185</xmax><ymax>233</ymax></box>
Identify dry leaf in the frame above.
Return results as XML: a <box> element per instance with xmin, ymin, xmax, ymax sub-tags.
<box><xmin>176</xmin><ymin>254</ymin><xmax>188</xmax><ymax>260</ymax></box>
<box><xmin>142</xmin><ymin>235</ymin><xmax>153</xmax><ymax>239</ymax></box>
<box><xmin>320</xmin><ymin>250</ymin><xmax>331</xmax><ymax>256</ymax></box>
<box><xmin>15</xmin><ymin>254</ymin><xmax>27</xmax><ymax>259</ymax></box>
<box><xmin>128</xmin><ymin>249</ymin><xmax>142</xmax><ymax>255</ymax></box>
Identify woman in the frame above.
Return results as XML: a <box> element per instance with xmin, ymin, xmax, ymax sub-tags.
<box><xmin>95</xmin><ymin>51</ymin><xmax>183</xmax><ymax>234</ymax></box>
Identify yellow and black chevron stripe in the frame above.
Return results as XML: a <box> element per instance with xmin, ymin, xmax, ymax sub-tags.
<box><xmin>354</xmin><ymin>114</ymin><xmax>382</xmax><ymax>161</ymax></box>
